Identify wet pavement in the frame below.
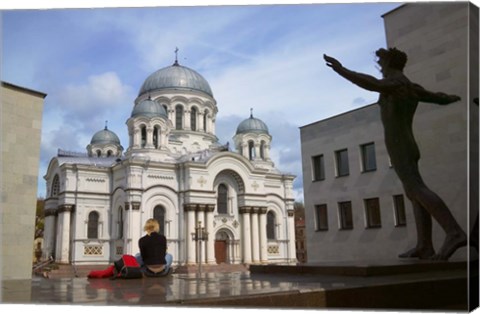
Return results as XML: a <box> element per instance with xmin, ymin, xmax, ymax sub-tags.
<box><xmin>1</xmin><ymin>262</ymin><xmax>472</xmax><ymax>311</ymax></box>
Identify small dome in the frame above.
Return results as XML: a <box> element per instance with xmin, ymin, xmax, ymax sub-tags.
<box><xmin>236</xmin><ymin>113</ymin><xmax>269</xmax><ymax>135</ymax></box>
<box><xmin>138</xmin><ymin>63</ymin><xmax>213</xmax><ymax>97</ymax></box>
<box><xmin>131</xmin><ymin>98</ymin><xmax>168</xmax><ymax>118</ymax></box>
<box><xmin>91</xmin><ymin>127</ymin><xmax>121</xmax><ymax>145</ymax></box>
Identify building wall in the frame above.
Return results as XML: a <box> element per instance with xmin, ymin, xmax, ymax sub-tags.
<box><xmin>301</xmin><ymin>105</ymin><xmax>414</xmax><ymax>261</ymax></box>
<box><xmin>1</xmin><ymin>82</ymin><xmax>45</xmax><ymax>280</ymax></box>
<box><xmin>301</xmin><ymin>2</ymin><xmax>477</xmax><ymax>262</ymax></box>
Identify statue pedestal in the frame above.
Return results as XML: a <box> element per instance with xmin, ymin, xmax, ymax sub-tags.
<box><xmin>250</xmin><ymin>258</ymin><xmax>478</xmax><ymax>311</ymax></box>
<box><xmin>250</xmin><ymin>258</ymin><xmax>470</xmax><ymax>276</ymax></box>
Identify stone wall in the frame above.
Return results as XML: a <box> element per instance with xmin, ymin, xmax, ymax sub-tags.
<box><xmin>1</xmin><ymin>82</ymin><xmax>45</xmax><ymax>280</ymax></box>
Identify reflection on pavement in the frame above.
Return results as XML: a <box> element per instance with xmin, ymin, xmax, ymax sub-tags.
<box><xmin>30</xmin><ymin>272</ymin><xmax>313</xmax><ymax>306</ymax></box>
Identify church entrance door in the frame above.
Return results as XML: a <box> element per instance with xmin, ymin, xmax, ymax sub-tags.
<box><xmin>215</xmin><ymin>240</ymin><xmax>227</xmax><ymax>264</ymax></box>
<box><xmin>215</xmin><ymin>229</ymin><xmax>232</xmax><ymax>264</ymax></box>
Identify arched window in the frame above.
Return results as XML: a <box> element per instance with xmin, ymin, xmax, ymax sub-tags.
<box><xmin>117</xmin><ymin>207</ymin><xmax>124</xmax><ymax>239</ymax></box>
<box><xmin>88</xmin><ymin>211</ymin><xmax>99</xmax><ymax>239</ymax></box>
<box><xmin>175</xmin><ymin>105</ymin><xmax>183</xmax><ymax>130</ymax></box>
<box><xmin>191</xmin><ymin>107</ymin><xmax>197</xmax><ymax>131</ymax></box>
<box><xmin>141</xmin><ymin>125</ymin><xmax>147</xmax><ymax>148</ymax></box>
<box><xmin>248</xmin><ymin>141</ymin><xmax>255</xmax><ymax>160</ymax></box>
<box><xmin>96</xmin><ymin>150</ymin><xmax>101</xmax><ymax>157</ymax></box>
<box><xmin>267</xmin><ymin>211</ymin><xmax>276</xmax><ymax>240</ymax></box>
<box><xmin>217</xmin><ymin>184</ymin><xmax>228</xmax><ymax>214</ymax></box>
<box><xmin>107</xmin><ymin>150</ymin><xmax>113</xmax><ymax>157</ymax></box>
<box><xmin>153</xmin><ymin>205</ymin><xmax>166</xmax><ymax>235</ymax></box>
<box><xmin>153</xmin><ymin>126</ymin><xmax>159</xmax><ymax>148</ymax></box>
<box><xmin>51</xmin><ymin>175</ymin><xmax>60</xmax><ymax>197</ymax></box>
<box><xmin>203</xmin><ymin>109</ymin><xmax>209</xmax><ymax>132</ymax></box>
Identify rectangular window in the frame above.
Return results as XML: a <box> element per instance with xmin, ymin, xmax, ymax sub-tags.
<box><xmin>312</xmin><ymin>155</ymin><xmax>325</xmax><ymax>181</ymax></box>
<box><xmin>393</xmin><ymin>194</ymin><xmax>407</xmax><ymax>227</ymax></box>
<box><xmin>361</xmin><ymin>142</ymin><xmax>377</xmax><ymax>172</ymax></box>
<box><xmin>314</xmin><ymin>204</ymin><xmax>328</xmax><ymax>231</ymax></box>
<box><xmin>335</xmin><ymin>149</ymin><xmax>350</xmax><ymax>177</ymax></box>
<box><xmin>338</xmin><ymin>201</ymin><xmax>353</xmax><ymax>230</ymax></box>
<box><xmin>364</xmin><ymin>198</ymin><xmax>381</xmax><ymax>228</ymax></box>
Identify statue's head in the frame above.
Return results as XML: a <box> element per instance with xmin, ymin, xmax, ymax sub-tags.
<box><xmin>375</xmin><ymin>48</ymin><xmax>407</xmax><ymax>71</ymax></box>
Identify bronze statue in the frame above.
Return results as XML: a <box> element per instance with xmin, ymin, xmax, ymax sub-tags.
<box><xmin>324</xmin><ymin>48</ymin><xmax>466</xmax><ymax>260</ymax></box>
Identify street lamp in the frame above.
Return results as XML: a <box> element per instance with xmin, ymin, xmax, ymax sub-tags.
<box><xmin>191</xmin><ymin>221</ymin><xmax>208</xmax><ymax>274</ymax></box>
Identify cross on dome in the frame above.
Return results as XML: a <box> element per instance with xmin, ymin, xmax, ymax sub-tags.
<box><xmin>174</xmin><ymin>47</ymin><xmax>179</xmax><ymax>66</ymax></box>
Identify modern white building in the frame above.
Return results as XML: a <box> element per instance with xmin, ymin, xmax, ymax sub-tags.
<box><xmin>43</xmin><ymin>59</ymin><xmax>297</xmax><ymax>266</ymax></box>
<box><xmin>301</xmin><ymin>2</ymin><xmax>478</xmax><ymax>262</ymax></box>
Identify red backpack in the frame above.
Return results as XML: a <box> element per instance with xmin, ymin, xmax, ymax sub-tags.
<box><xmin>87</xmin><ymin>254</ymin><xmax>143</xmax><ymax>279</ymax></box>
<box><xmin>112</xmin><ymin>254</ymin><xmax>143</xmax><ymax>279</ymax></box>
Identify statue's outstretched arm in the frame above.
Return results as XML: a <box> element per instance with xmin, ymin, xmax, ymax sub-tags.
<box><xmin>413</xmin><ymin>83</ymin><xmax>461</xmax><ymax>105</ymax></box>
<box><xmin>324</xmin><ymin>54</ymin><xmax>396</xmax><ymax>93</ymax></box>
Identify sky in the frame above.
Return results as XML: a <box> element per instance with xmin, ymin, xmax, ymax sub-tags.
<box><xmin>1</xmin><ymin>0</ymin><xmax>402</xmax><ymax>202</ymax></box>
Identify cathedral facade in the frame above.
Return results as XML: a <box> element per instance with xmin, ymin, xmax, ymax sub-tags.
<box><xmin>43</xmin><ymin>59</ymin><xmax>297</xmax><ymax>266</ymax></box>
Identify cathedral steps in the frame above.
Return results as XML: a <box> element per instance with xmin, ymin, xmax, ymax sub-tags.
<box><xmin>35</xmin><ymin>263</ymin><xmax>250</xmax><ymax>278</ymax></box>
<box><xmin>34</xmin><ymin>263</ymin><xmax>111</xmax><ymax>279</ymax></box>
<box><xmin>174</xmin><ymin>263</ymin><xmax>249</xmax><ymax>274</ymax></box>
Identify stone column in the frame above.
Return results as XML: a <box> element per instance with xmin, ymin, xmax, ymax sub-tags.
<box><xmin>133</xmin><ymin>128</ymin><xmax>141</xmax><ymax>148</ymax></box>
<box><xmin>168</xmin><ymin>109</ymin><xmax>175</xmax><ymax>125</ymax></box>
<box><xmin>159</xmin><ymin>128</ymin><xmax>166</xmax><ymax>149</ymax></box>
<box><xmin>124</xmin><ymin>201</ymin><xmax>142</xmax><ymax>255</ymax></box>
<box><xmin>123</xmin><ymin>202</ymin><xmax>131</xmax><ymax>254</ymax></box>
<box><xmin>196</xmin><ymin>208</ymin><xmax>206</xmax><ymax>263</ymax></box>
<box><xmin>259</xmin><ymin>207</ymin><xmax>268</xmax><ymax>263</ymax></box>
<box><xmin>240</xmin><ymin>207</ymin><xmax>252</xmax><ymax>263</ymax></box>
<box><xmin>287</xmin><ymin>209</ymin><xmax>297</xmax><ymax>264</ymax></box>
<box><xmin>205</xmin><ymin>204</ymin><xmax>216</xmax><ymax>264</ymax></box>
<box><xmin>56</xmin><ymin>205</ymin><xmax>74</xmax><ymax>264</ymax></box>
<box><xmin>226</xmin><ymin>239</ymin><xmax>232</xmax><ymax>264</ymax></box>
<box><xmin>254</xmin><ymin>143</ymin><xmax>261</xmax><ymax>161</ymax></box>
<box><xmin>228</xmin><ymin>196</ymin><xmax>234</xmax><ymax>215</ymax></box>
<box><xmin>185</xmin><ymin>109</ymin><xmax>191</xmax><ymax>130</ymax></box>
<box><xmin>146</xmin><ymin>127</ymin><xmax>154</xmax><ymax>148</ymax></box>
<box><xmin>211</xmin><ymin>117</ymin><xmax>216</xmax><ymax>135</ymax></box>
<box><xmin>199</xmin><ymin>112</ymin><xmax>205</xmax><ymax>132</ymax></box>
<box><xmin>128</xmin><ymin>130</ymin><xmax>133</xmax><ymax>149</ymax></box>
<box><xmin>203</xmin><ymin>112</ymin><xmax>208</xmax><ymax>133</ymax></box>
<box><xmin>185</xmin><ymin>204</ymin><xmax>196</xmax><ymax>264</ymax></box>
<box><xmin>131</xmin><ymin>202</ymin><xmax>142</xmax><ymax>254</ymax></box>
<box><xmin>251</xmin><ymin>207</ymin><xmax>260</xmax><ymax>263</ymax></box>
<box><xmin>264</xmin><ymin>144</ymin><xmax>271</xmax><ymax>161</ymax></box>
<box><xmin>43</xmin><ymin>208</ymin><xmax>57</xmax><ymax>260</ymax></box>
<box><xmin>241</xmin><ymin>143</ymin><xmax>249</xmax><ymax>159</ymax></box>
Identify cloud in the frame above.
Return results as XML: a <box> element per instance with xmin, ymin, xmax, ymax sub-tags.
<box><xmin>37</xmin><ymin>71</ymin><xmax>134</xmax><ymax>191</ymax></box>
<box><xmin>48</xmin><ymin>72</ymin><xmax>134</xmax><ymax>132</ymax></box>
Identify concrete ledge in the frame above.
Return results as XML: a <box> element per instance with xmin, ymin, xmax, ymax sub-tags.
<box><xmin>250</xmin><ymin>260</ymin><xmax>469</xmax><ymax>276</ymax></box>
<box><xmin>177</xmin><ymin>274</ymin><xmax>471</xmax><ymax>310</ymax></box>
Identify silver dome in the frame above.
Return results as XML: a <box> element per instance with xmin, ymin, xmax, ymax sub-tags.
<box><xmin>236</xmin><ymin>114</ymin><xmax>269</xmax><ymax>135</ymax></box>
<box><xmin>131</xmin><ymin>98</ymin><xmax>168</xmax><ymax>118</ymax></box>
<box><xmin>91</xmin><ymin>127</ymin><xmax>121</xmax><ymax>145</ymax></box>
<box><xmin>138</xmin><ymin>63</ymin><xmax>213</xmax><ymax>97</ymax></box>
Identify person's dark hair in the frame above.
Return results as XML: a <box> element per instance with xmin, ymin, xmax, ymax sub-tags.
<box><xmin>376</xmin><ymin>48</ymin><xmax>407</xmax><ymax>71</ymax></box>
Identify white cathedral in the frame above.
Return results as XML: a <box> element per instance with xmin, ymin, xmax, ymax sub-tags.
<box><xmin>43</xmin><ymin>58</ymin><xmax>297</xmax><ymax>266</ymax></box>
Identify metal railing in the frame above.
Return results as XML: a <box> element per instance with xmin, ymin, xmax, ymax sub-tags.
<box><xmin>32</xmin><ymin>256</ymin><xmax>54</xmax><ymax>272</ymax></box>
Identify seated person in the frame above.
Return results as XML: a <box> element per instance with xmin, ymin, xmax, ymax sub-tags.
<box><xmin>135</xmin><ymin>218</ymin><xmax>173</xmax><ymax>277</ymax></box>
